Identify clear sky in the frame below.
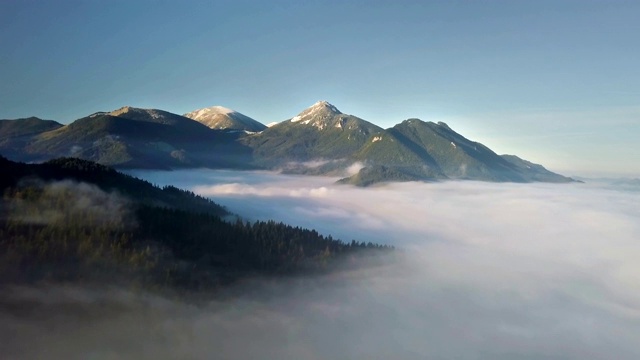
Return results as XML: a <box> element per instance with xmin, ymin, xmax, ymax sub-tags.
<box><xmin>1</xmin><ymin>0</ymin><xmax>638</xmax><ymax>176</ymax></box>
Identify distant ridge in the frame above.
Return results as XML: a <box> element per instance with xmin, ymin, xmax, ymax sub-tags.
<box><xmin>0</xmin><ymin>117</ymin><xmax>62</xmax><ymax>137</ymax></box>
<box><xmin>0</xmin><ymin>117</ymin><xmax>64</xmax><ymax>161</ymax></box>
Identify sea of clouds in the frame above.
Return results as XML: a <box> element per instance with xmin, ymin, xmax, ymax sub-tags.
<box><xmin>3</xmin><ymin>169</ymin><xmax>640</xmax><ymax>359</ymax></box>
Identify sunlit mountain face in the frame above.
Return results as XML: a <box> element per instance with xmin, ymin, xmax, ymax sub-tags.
<box><xmin>183</xmin><ymin>105</ymin><xmax>266</xmax><ymax>132</ymax></box>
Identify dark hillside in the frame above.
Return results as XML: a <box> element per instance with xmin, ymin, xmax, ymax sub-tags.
<box><xmin>0</xmin><ymin>157</ymin><xmax>391</xmax><ymax>292</ymax></box>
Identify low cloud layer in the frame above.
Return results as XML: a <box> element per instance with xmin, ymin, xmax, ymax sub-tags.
<box><xmin>7</xmin><ymin>179</ymin><xmax>132</xmax><ymax>228</ymax></box>
<box><xmin>5</xmin><ymin>170</ymin><xmax>640</xmax><ymax>359</ymax></box>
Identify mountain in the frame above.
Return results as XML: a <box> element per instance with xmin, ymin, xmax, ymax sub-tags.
<box><xmin>241</xmin><ymin>101</ymin><xmax>383</xmax><ymax>171</ymax></box>
<box><xmin>343</xmin><ymin>119</ymin><xmax>574</xmax><ymax>185</ymax></box>
<box><xmin>0</xmin><ymin>116</ymin><xmax>62</xmax><ymax>137</ymax></box>
<box><xmin>239</xmin><ymin>101</ymin><xmax>573</xmax><ymax>184</ymax></box>
<box><xmin>183</xmin><ymin>105</ymin><xmax>266</xmax><ymax>132</ymax></box>
<box><xmin>500</xmin><ymin>154</ymin><xmax>576</xmax><ymax>182</ymax></box>
<box><xmin>0</xmin><ymin>117</ymin><xmax>63</xmax><ymax>160</ymax></box>
<box><xmin>2</xmin><ymin>107</ymin><xmax>253</xmax><ymax>169</ymax></box>
<box><xmin>0</xmin><ymin>101</ymin><xmax>575</xmax><ymax>185</ymax></box>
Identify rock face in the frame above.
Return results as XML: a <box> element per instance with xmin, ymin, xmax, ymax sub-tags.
<box><xmin>183</xmin><ymin>106</ymin><xmax>266</xmax><ymax>132</ymax></box>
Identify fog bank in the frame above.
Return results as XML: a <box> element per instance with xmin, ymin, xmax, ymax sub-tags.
<box><xmin>5</xmin><ymin>169</ymin><xmax>639</xmax><ymax>359</ymax></box>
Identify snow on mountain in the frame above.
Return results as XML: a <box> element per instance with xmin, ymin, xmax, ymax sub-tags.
<box><xmin>107</xmin><ymin>106</ymin><xmax>190</xmax><ymax>125</ymax></box>
<box><xmin>291</xmin><ymin>101</ymin><xmax>341</xmax><ymax>122</ymax></box>
<box><xmin>183</xmin><ymin>106</ymin><xmax>266</xmax><ymax>132</ymax></box>
<box><xmin>288</xmin><ymin>101</ymin><xmax>348</xmax><ymax>130</ymax></box>
<box><xmin>188</xmin><ymin>106</ymin><xmax>235</xmax><ymax>119</ymax></box>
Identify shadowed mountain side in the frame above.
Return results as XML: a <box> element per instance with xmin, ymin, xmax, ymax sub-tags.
<box><xmin>0</xmin><ymin>156</ymin><xmax>229</xmax><ymax>216</ymax></box>
<box><xmin>3</xmin><ymin>110</ymin><xmax>255</xmax><ymax>169</ymax></box>
<box><xmin>0</xmin><ymin>117</ymin><xmax>64</xmax><ymax>161</ymax></box>
<box><xmin>0</xmin><ymin>117</ymin><xmax>63</xmax><ymax>137</ymax></box>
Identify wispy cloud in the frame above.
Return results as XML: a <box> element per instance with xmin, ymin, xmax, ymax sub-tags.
<box><xmin>7</xmin><ymin>179</ymin><xmax>133</xmax><ymax>228</ymax></box>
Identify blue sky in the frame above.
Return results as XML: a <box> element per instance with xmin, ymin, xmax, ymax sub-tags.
<box><xmin>1</xmin><ymin>0</ymin><xmax>638</xmax><ymax>176</ymax></box>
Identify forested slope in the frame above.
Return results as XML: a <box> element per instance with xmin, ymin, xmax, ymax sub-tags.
<box><xmin>0</xmin><ymin>156</ymin><xmax>391</xmax><ymax>292</ymax></box>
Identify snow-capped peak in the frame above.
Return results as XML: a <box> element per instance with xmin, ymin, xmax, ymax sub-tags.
<box><xmin>183</xmin><ymin>105</ymin><xmax>266</xmax><ymax>131</ymax></box>
<box><xmin>310</xmin><ymin>100</ymin><xmax>340</xmax><ymax>113</ymax></box>
<box><xmin>186</xmin><ymin>106</ymin><xmax>236</xmax><ymax>120</ymax></box>
<box><xmin>291</xmin><ymin>100</ymin><xmax>342</xmax><ymax>123</ymax></box>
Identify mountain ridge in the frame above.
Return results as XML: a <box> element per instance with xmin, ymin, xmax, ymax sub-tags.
<box><xmin>0</xmin><ymin>101</ymin><xmax>576</xmax><ymax>185</ymax></box>
<box><xmin>2</xmin><ymin>106</ymin><xmax>254</xmax><ymax>169</ymax></box>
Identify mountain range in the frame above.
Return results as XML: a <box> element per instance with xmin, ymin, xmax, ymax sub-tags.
<box><xmin>0</xmin><ymin>106</ymin><xmax>253</xmax><ymax>169</ymax></box>
<box><xmin>0</xmin><ymin>101</ymin><xmax>575</xmax><ymax>185</ymax></box>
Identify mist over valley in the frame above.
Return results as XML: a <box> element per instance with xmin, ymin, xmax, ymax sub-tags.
<box><xmin>52</xmin><ymin>168</ymin><xmax>635</xmax><ymax>359</ymax></box>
